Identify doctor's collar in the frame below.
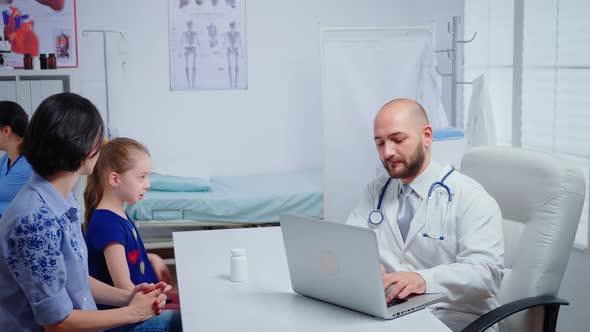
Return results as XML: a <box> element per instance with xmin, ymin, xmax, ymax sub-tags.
<box><xmin>397</xmin><ymin>161</ymin><xmax>445</xmax><ymax>200</ymax></box>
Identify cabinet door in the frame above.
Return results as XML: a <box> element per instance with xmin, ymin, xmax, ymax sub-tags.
<box><xmin>21</xmin><ymin>79</ymin><xmax>65</xmax><ymax>115</ymax></box>
<box><xmin>0</xmin><ymin>80</ymin><xmax>18</xmax><ymax>102</ymax></box>
<box><xmin>0</xmin><ymin>78</ymin><xmax>67</xmax><ymax>115</ymax></box>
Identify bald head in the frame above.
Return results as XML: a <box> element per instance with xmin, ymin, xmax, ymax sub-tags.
<box><xmin>375</xmin><ymin>98</ymin><xmax>429</xmax><ymax>131</ymax></box>
<box><xmin>373</xmin><ymin>98</ymin><xmax>432</xmax><ymax>181</ymax></box>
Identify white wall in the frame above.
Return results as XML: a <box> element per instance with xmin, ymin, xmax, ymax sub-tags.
<box><xmin>75</xmin><ymin>0</ymin><xmax>462</xmax><ymax>178</ymax></box>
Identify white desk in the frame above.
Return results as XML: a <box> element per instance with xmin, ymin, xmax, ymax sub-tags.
<box><xmin>173</xmin><ymin>227</ymin><xmax>451</xmax><ymax>331</ymax></box>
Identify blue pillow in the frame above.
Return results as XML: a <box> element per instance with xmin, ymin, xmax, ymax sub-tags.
<box><xmin>149</xmin><ymin>172</ymin><xmax>211</xmax><ymax>192</ymax></box>
<box><xmin>433</xmin><ymin>127</ymin><xmax>464</xmax><ymax>141</ymax></box>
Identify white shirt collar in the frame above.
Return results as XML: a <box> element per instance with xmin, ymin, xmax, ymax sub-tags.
<box><xmin>397</xmin><ymin>160</ymin><xmax>445</xmax><ymax>200</ymax></box>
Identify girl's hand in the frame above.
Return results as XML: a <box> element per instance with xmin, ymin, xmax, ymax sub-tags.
<box><xmin>148</xmin><ymin>253</ymin><xmax>172</xmax><ymax>285</ymax></box>
<box><xmin>164</xmin><ymin>290</ymin><xmax>181</xmax><ymax>310</ymax></box>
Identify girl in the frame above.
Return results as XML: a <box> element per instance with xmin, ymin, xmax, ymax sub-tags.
<box><xmin>0</xmin><ymin>100</ymin><xmax>32</xmax><ymax>216</ymax></box>
<box><xmin>0</xmin><ymin>92</ymin><xmax>170</xmax><ymax>331</ymax></box>
<box><xmin>84</xmin><ymin>138</ymin><xmax>182</xmax><ymax>331</ymax></box>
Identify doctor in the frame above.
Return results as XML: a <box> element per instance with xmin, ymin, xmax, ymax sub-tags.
<box><xmin>346</xmin><ymin>98</ymin><xmax>504</xmax><ymax>331</ymax></box>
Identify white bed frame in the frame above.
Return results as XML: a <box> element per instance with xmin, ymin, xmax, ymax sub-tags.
<box><xmin>134</xmin><ymin>219</ymin><xmax>279</xmax><ymax>250</ymax></box>
<box><xmin>75</xmin><ymin>176</ymin><xmax>282</xmax><ymax>261</ymax></box>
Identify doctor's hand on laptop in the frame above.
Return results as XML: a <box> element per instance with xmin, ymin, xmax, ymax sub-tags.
<box><xmin>381</xmin><ymin>264</ymin><xmax>426</xmax><ymax>302</ymax></box>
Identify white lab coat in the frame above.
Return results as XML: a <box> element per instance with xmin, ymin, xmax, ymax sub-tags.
<box><xmin>347</xmin><ymin>161</ymin><xmax>504</xmax><ymax>331</ymax></box>
<box><xmin>465</xmin><ymin>74</ymin><xmax>497</xmax><ymax>148</ymax></box>
<box><xmin>392</xmin><ymin>36</ymin><xmax>450</xmax><ymax>129</ymax></box>
<box><xmin>414</xmin><ymin>37</ymin><xmax>449</xmax><ymax>129</ymax></box>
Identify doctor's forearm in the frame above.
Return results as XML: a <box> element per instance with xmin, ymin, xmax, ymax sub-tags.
<box><xmin>416</xmin><ymin>261</ymin><xmax>501</xmax><ymax>300</ymax></box>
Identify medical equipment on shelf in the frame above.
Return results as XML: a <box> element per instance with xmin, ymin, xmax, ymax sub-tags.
<box><xmin>368</xmin><ymin>167</ymin><xmax>455</xmax><ymax>240</ymax></box>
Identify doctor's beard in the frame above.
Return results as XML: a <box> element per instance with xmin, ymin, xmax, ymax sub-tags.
<box><xmin>382</xmin><ymin>143</ymin><xmax>426</xmax><ymax>179</ymax></box>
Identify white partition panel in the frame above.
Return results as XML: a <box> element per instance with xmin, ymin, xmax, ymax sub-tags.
<box><xmin>321</xmin><ymin>26</ymin><xmax>435</xmax><ymax>223</ymax></box>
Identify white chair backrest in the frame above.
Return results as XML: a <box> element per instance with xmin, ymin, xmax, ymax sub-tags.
<box><xmin>461</xmin><ymin>147</ymin><xmax>585</xmax><ymax>332</ymax></box>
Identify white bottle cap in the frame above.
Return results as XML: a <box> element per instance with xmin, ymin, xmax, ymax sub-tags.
<box><xmin>231</xmin><ymin>248</ymin><xmax>246</xmax><ymax>256</ymax></box>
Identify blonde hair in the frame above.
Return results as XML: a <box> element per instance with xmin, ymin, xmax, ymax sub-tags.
<box><xmin>84</xmin><ymin>137</ymin><xmax>150</xmax><ymax>229</ymax></box>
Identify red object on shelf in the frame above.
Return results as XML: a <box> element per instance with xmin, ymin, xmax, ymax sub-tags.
<box><xmin>47</xmin><ymin>53</ymin><xmax>56</xmax><ymax>69</ymax></box>
<box><xmin>23</xmin><ymin>53</ymin><xmax>32</xmax><ymax>69</ymax></box>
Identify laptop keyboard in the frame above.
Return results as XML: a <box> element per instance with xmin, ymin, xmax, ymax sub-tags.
<box><xmin>386</xmin><ymin>297</ymin><xmax>407</xmax><ymax>308</ymax></box>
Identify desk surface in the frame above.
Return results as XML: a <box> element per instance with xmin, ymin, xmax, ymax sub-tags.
<box><xmin>173</xmin><ymin>227</ymin><xmax>451</xmax><ymax>331</ymax></box>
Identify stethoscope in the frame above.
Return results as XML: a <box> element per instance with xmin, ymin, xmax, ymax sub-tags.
<box><xmin>368</xmin><ymin>166</ymin><xmax>455</xmax><ymax>240</ymax></box>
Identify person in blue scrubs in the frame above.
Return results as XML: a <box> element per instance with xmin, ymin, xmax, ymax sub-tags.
<box><xmin>0</xmin><ymin>101</ymin><xmax>32</xmax><ymax>217</ymax></box>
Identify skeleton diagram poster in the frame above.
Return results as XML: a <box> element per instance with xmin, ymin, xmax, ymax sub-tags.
<box><xmin>1</xmin><ymin>0</ymin><xmax>78</xmax><ymax>68</ymax></box>
<box><xmin>169</xmin><ymin>0</ymin><xmax>247</xmax><ymax>90</ymax></box>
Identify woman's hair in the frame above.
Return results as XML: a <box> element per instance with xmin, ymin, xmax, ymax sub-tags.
<box><xmin>84</xmin><ymin>137</ymin><xmax>150</xmax><ymax>226</ymax></box>
<box><xmin>0</xmin><ymin>100</ymin><xmax>29</xmax><ymax>138</ymax></box>
<box><xmin>21</xmin><ymin>92</ymin><xmax>105</xmax><ymax>177</ymax></box>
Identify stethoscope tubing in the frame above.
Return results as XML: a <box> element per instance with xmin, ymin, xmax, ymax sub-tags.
<box><xmin>368</xmin><ymin>167</ymin><xmax>455</xmax><ymax>240</ymax></box>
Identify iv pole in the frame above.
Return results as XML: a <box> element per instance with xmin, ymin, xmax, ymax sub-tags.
<box><xmin>81</xmin><ymin>29</ymin><xmax>125</xmax><ymax>139</ymax></box>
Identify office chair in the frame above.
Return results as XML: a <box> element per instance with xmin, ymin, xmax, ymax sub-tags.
<box><xmin>460</xmin><ymin>146</ymin><xmax>586</xmax><ymax>332</ymax></box>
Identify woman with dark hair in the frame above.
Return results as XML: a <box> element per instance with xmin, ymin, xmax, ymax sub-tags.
<box><xmin>0</xmin><ymin>101</ymin><xmax>32</xmax><ymax>216</ymax></box>
<box><xmin>0</xmin><ymin>93</ymin><xmax>173</xmax><ymax>331</ymax></box>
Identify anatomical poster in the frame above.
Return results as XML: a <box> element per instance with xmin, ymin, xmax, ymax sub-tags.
<box><xmin>1</xmin><ymin>0</ymin><xmax>77</xmax><ymax>68</ymax></box>
<box><xmin>169</xmin><ymin>0</ymin><xmax>247</xmax><ymax>90</ymax></box>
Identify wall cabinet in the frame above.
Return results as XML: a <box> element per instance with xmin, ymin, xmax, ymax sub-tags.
<box><xmin>0</xmin><ymin>69</ymin><xmax>78</xmax><ymax>116</ymax></box>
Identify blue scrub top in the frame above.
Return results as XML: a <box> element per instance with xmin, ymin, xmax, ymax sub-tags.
<box><xmin>0</xmin><ymin>153</ymin><xmax>33</xmax><ymax>216</ymax></box>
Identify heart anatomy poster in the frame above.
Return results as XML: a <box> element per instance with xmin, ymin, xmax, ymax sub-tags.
<box><xmin>1</xmin><ymin>0</ymin><xmax>77</xmax><ymax>68</ymax></box>
<box><xmin>169</xmin><ymin>0</ymin><xmax>247</xmax><ymax>90</ymax></box>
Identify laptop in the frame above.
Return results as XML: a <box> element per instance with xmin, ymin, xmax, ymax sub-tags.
<box><xmin>280</xmin><ymin>213</ymin><xmax>445</xmax><ymax>320</ymax></box>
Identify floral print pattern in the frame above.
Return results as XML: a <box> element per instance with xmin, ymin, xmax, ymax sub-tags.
<box><xmin>7</xmin><ymin>204</ymin><xmax>83</xmax><ymax>287</ymax></box>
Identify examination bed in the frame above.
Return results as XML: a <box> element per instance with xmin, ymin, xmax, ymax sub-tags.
<box><xmin>125</xmin><ymin>168</ymin><xmax>323</xmax><ymax>248</ymax></box>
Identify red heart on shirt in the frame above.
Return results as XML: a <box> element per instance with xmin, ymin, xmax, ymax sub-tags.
<box><xmin>127</xmin><ymin>249</ymin><xmax>139</xmax><ymax>264</ymax></box>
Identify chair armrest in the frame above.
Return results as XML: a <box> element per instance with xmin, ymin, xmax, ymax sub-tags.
<box><xmin>461</xmin><ymin>296</ymin><xmax>569</xmax><ymax>332</ymax></box>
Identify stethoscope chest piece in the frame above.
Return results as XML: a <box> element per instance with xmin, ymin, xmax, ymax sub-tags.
<box><xmin>368</xmin><ymin>210</ymin><xmax>384</xmax><ymax>225</ymax></box>
<box><xmin>367</xmin><ymin>177</ymin><xmax>393</xmax><ymax>226</ymax></box>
